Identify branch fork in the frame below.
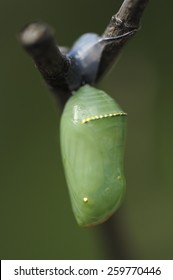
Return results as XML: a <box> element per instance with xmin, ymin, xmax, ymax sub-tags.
<box><xmin>18</xmin><ymin>0</ymin><xmax>149</xmax><ymax>106</ymax></box>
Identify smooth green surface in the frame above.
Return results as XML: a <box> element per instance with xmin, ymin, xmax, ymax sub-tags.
<box><xmin>61</xmin><ymin>85</ymin><xmax>126</xmax><ymax>226</ymax></box>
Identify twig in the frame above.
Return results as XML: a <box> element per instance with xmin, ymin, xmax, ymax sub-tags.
<box><xmin>18</xmin><ymin>22</ymin><xmax>71</xmax><ymax>106</ymax></box>
<box><xmin>97</xmin><ymin>0</ymin><xmax>150</xmax><ymax>80</ymax></box>
<box><xmin>18</xmin><ymin>0</ymin><xmax>149</xmax><ymax>106</ymax></box>
<box><xmin>104</xmin><ymin>0</ymin><xmax>149</xmax><ymax>36</ymax></box>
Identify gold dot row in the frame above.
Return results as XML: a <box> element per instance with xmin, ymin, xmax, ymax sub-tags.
<box><xmin>81</xmin><ymin>112</ymin><xmax>127</xmax><ymax>124</ymax></box>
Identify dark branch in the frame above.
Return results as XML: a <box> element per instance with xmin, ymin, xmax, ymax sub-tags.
<box><xmin>18</xmin><ymin>1</ymin><xmax>149</xmax><ymax>106</ymax></box>
<box><xmin>18</xmin><ymin>22</ymin><xmax>71</xmax><ymax>106</ymax></box>
<box><xmin>104</xmin><ymin>0</ymin><xmax>149</xmax><ymax>36</ymax></box>
<box><xmin>97</xmin><ymin>0</ymin><xmax>149</xmax><ymax>80</ymax></box>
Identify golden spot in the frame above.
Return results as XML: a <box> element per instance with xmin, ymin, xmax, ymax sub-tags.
<box><xmin>117</xmin><ymin>176</ymin><xmax>121</xmax><ymax>180</ymax></box>
<box><xmin>83</xmin><ymin>197</ymin><xmax>88</xmax><ymax>203</ymax></box>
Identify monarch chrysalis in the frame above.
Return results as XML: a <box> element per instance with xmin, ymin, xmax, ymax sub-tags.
<box><xmin>19</xmin><ymin>23</ymin><xmax>135</xmax><ymax>227</ymax></box>
<box><xmin>60</xmin><ymin>85</ymin><xmax>127</xmax><ymax>227</ymax></box>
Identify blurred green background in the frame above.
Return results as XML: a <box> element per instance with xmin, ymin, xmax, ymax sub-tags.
<box><xmin>1</xmin><ymin>0</ymin><xmax>173</xmax><ymax>259</ymax></box>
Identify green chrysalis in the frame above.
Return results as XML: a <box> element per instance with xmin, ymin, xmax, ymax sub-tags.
<box><xmin>60</xmin><ymin>85</ymin><xmax>127</xmax><ymax>227</ymax></box>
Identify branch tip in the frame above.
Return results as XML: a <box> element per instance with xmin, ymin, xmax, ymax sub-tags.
<box><xmin>18</xmin><ymin>22</ymin><xmax>54</xmax><ymax>47</ymax></box>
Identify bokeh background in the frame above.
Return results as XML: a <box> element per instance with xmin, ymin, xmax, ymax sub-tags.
<box><xmin>1</xmin><ymin>0</ymin><xmax>173</xmax><ymax>259</ymax></box>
